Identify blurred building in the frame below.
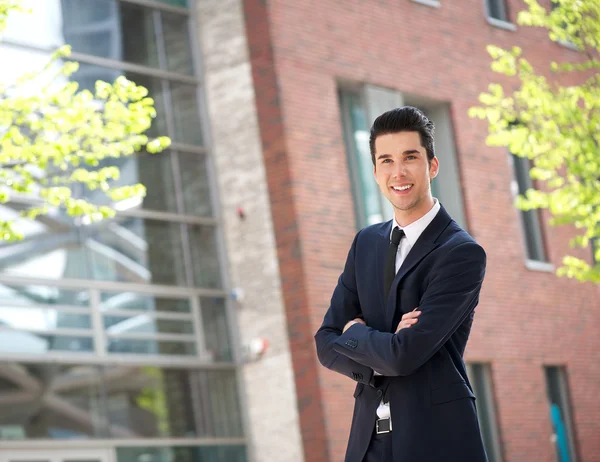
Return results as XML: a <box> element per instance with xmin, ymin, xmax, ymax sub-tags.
<box><xmin>0</xmin><ymin>1</ymin><xmax>598</xmax><ymax>462</ymax></box>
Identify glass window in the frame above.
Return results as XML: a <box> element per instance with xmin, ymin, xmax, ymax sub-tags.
<box><xmin>195</xmin><ymin>370</ymin><xmax>244</xmax><ymax>437</ymax></box>
<box><xmin>161</xmin><ymin>11</ymin><xmax>194</xmax><ymax>75</ymax></box>
<box><xmin>0</xmin><ymin>213</ymin><xmax>189</xmax><ymax>286</ymax></box>
<box><xmin>339</xmin><ymin>89</ymin><xmax>387</xmax><ymax>229</ymax></box>
<box><xmin>0</xmin><ymin>285</ymin><xmax>89</xmax><ymax>307</ymax></box>
<box><xmin>189</xmin><ymin>226</ymin><xmax>222</xmax><ymax>289</ymax></box>
<box><xmin>0</xmin><ymin>308</ymin><xmax>90</xmax><ymax>331</ymax></box>
<box><xmin>178</xmin><ymin>152</ymin><xmax>213</xmax><ymax>217</ymax></box>
<box><xmin>154</xmin><ymin>0</ymin><xmax>188</xmax><ymax>7</ymax></box>
<box><xmin>84</xmin><ymin>217</ymin><xmax>187</xmax><ymax>286</ymax></box>
<box><xmin>116</xmin><ymin>446</ymin><xmax>247</xmax><ymax>462</ymax></box>
<box><xmin>0</xmin><ymin>364</ymin><xmax>105</xmax><ymax>439</ymax></box>
<box><xmin>170</xmin><ymin>82</ymin><xmax>203</xmax><ymax>145</ymax></box>
<box><xmin>0</xmin><ymin>206</ymin><xmax>90</xmax><ymax>281</ymax></box>
<box><xmin>544</xmin><ymin>366</ymin><xmax>578</xmax><ymax>462</ymax></box>
<box><xmin>100</xmin><ymin>293</ymin><xmax>191</xmax><ymax>314</ymax></box>
<box><xmin>62</xmin><ymin>0</ymin><xmax>192</xmax><ymax>73</ymax></box>
<box><xmin>201</xmin><ymin>297</ymin><xmax>232</xmax><ymax>362</ymax></box>
<box><xmin>0</xmin><ymin>364</ymin><xmax>243</xmax><ymax>441</ymax></box>
<box><xmin>78</xmin><ymin>151</ymin><xmax>178</xmax><ymax>214</ymax></box>
<box><xmin>71</xmin><ymin>64</ymin><xmax>168</xmax><ymax>141</ymax></box>
<box><xmin>467</xmin><ymin>363</ymin><xmax>503</xmax><ymax>462</ymax></box>
<box><xmin>0</xmin><ymin>333</ymin><xmax>93</xmax><ymax>354</ymax></box>
<box><xmin>513</xmin><ymin>155</ymin><xmax>547</xmax><ymax>262</ymax></box>
<box><xmin>103</xmin><ymin>315</ymin><xmax>193</xmax><ymax>335</ymax></box>
<box><xmin>486</xmin><ymin>0</ymin><xmax>509</xmax><ymax>22</ymax></box>
<box><xmin>106</xmin><ymin>338</ymin><xmax>195</xmax><ymax>356</ymax></box>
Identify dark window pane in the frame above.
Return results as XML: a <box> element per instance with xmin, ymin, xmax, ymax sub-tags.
<box><xmin>84</xmin><ymin>217</ymin><xmax>187</xmax><ymax>286</ymax></box>
<box><xmin>170</xmin><ymin>82</ymin><xmax>203</xmax><ymax>145</ymax></box>
<box><xmin>118</xmin><ymin>2</ymin><xmax>160</xmax><ymax>68</ymax></box>
<box><xmin>105</xmin><ymin>367</ymin><xmax>196</xmax><ymax>438</ymax></box>
<box><xmin>486</xmin><ymin>0</ymin><xmax>508</xmax><ymax>21</ymax></box>
<box><xmin>100</xmin><ymin>293</ymin><xmax>191</xmax><ymax>313</ymax></box>
<box><xmin>162</xmin><ymin>11</ymin><xmax>193</xmax><ymax>75</ymax></box>
<box><xmin>195</xmin><ymin>370</ymin><xmax>244</xmax><ymax>437</ymax></box>
<box><xmin>201</xmin><ymin>297</ymin><xmax>232</xmax><ymax>362</ymax></box>
<box><xmin>468</xmin><ymin>363</ymin><xmax>501</xmax><ymax>462</ymax></box>
<box><xmin>116</xmin><ymin>446</ymin><xmax>247</xmax><ymax>462</ymax></box>
<box><xmin>0</xmin><ymin>364</ymin><xmax>105</xmax><ymax>439</ymax></box>
<box><xmin>106</xmin><ymin>338</ymin><xmax>195</xmax><ymax>356</ymax></box>
<box><xmin>189</xmin><ymin>226</ymin><xmax>222</xmax><ymax>289</ymax></box>
<box><xmin>513</xmin><ymin>155</ymin><xmax>547</xmax><ymax>262</ymax></box>
<box><xmin>178</xmin><ymin>152</ymin><xmax>213</xmax><ymax>217</ymax></box>
<box><xmin>104</xmin><ymin>315</ymin><xmax>193</xmax><ymax>335</ymax></box>
<box><xmin>62</xmin><ymin>0</ymin><xmax>160</xmax><ymax>69</ymax></box>
<box><xmin>545</xmin><ymin>366</ymin><xmax>578</xmax><ymax>462</ymax></box>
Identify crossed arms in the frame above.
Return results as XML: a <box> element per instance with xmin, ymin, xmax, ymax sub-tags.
<box><xmin>314</xmin><ymin>235</ymin><xmax>486</xmax><ymax>380</ymax></box>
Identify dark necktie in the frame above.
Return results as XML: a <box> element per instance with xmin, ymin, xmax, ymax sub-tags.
<box><xmin>384</xmin><ymin>227</ymin><xmax>404</xmax><ymax>300</ymax></box>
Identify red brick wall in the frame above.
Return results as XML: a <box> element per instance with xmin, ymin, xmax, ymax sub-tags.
<box><xmin>243</xmin><ymin>0</ymin><xmax>600</xmax><ymax>461</ymax></box>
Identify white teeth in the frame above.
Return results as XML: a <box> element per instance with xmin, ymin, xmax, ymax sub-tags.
<box><xmin>392</xmin><ymin>185</ymin><xmax>412</xmax><ymax>191</ymax></box>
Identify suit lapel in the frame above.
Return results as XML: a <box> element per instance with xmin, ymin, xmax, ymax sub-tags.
<box><xmin>384</xmin><ymin>206</ymin><xmax>453</xmax><ymax>331</ymax></box>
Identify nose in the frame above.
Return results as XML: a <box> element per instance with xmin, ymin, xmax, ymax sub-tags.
<box><xmin>392</xmin><ymin>163</ymin><xmax>407</xmax><ymax>178</ymax></box>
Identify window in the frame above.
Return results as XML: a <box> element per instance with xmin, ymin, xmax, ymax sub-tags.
<box><xmin>512</xmin><ymin>155</ymin><xmax>548</xmax><ymax>263</ymax></box>
<box><xmin>591</xmin><ymin>237</ymin><xmax>599</xmax><ymax>265</ymax></box>
<box><xmin>485</xmin><ymin>0</ymin><xmax>509</xmax><ymax>22</ymax></box>
<box><xmin>0</xmin><ymin>363</ymin><xmax>243</xmax><ymax>439</ymax></box>
<box><xmin>544</xmin><ymin>366</ymin><xmax>578</xmax><ymax>462</ymax></box>
<box><xmin>339</xmin><ymin>89</ymin><xmax>392</xmax><ymax>229</ymax></box>
<box><xmin>62</xmin><ymin>0</ymin><xmax>193</xmax><ymax>74</ymax></box>
<box><xmin>467</xmin><ymin>363</ymin><xmax>503</xmax><ymax>462</ymax></box>
<box><xmin>339</xmin><ymin>85</ymin><xmax>467</xmax><ymax>230</ymax></box>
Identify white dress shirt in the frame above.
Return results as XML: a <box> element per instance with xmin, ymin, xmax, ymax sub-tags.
<box><xmin>376</xmin><ymin>198</ymin><xmax>441</xmax><ymax>420</ymax></box>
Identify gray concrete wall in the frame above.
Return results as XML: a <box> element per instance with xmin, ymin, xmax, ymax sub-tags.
<box><xmin>194</xmin><ymin>1</ymin><xmax>305</xmax><ymax>461</ymax></box>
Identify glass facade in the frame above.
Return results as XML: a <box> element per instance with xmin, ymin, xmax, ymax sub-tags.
<box><xmin>0</xmin><ymin>0</ymin><xmax>245</xmax><ymax>460</ymax></box>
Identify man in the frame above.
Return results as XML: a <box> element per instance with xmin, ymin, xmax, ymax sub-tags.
<box><xmin>314</xmin><ymin>107</ymin><xmax>488</xmax><ymax>462</ymax></box>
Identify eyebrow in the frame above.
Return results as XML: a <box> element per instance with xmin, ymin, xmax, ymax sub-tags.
<box><xmin>376</xmin><ymin>150</ymin><xmax>421</xmax><ymax>160</ymax></box>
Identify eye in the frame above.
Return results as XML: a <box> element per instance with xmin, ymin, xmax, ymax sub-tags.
<box><xmin>406</xmin><ymin>155</ymin><xmax>417</xmax><ymax>160</ymax></box>
<box><xmin>381</xmin><ymin>159</ymin><xmax>392</xmax><ymax>164</ymax></box>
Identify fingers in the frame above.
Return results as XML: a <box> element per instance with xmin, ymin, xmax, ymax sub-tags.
<box><xmin>401</xmin><ymin>309</ymin><xmax>421</xmax><ymax>321</ymax></box>
<box><xmin>395</xmin><ymin>309</ymin><xmax>421</xmax><ymax>334</ymax></box>
<box><xmin>355</xmin><ymin>317</ymin><xmax>366</xmax><ymax>325</ymax></box>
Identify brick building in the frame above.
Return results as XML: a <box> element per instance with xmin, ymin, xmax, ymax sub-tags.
<box><xmin>237</xmin><ymin>0</ymin><xmax>600</xmax><ymax>461</ymax></box>
<box><xmin>0</xmin><ymin>1</ymin><xmax>598</xmax><ymax>462</ymax></box>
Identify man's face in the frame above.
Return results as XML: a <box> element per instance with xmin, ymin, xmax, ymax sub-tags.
<box><xmin>373</xmin><ymin>131</ymin><xmax>439</xmax><ymax>224</ymax></box>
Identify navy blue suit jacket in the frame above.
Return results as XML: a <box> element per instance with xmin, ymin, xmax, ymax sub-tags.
<box><xmin>315</xmin><ymin>205</ymin><xmax>488</xmax><ymax>462</ymax></box>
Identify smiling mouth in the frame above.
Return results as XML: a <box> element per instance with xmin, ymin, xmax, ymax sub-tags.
<box><xmin>391</xmin><ymin>185</ymin><xmax>413</xmax><ymax>193</ymax></box>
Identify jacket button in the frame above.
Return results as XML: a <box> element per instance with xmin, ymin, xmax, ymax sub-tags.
<box><xmin>377</xmin><ymin>390</ymin><xmax>383</xmax><ymax>397</ymax></box>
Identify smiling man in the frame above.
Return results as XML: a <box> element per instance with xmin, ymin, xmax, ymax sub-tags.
<box><xmin>315</xmin><ymin>107</ymin><xmax>488</xmax><ymax>462</ymax></box>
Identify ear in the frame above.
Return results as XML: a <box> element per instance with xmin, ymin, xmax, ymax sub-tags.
<box><xmin>429</xmin><ymin>156</ymin><xmax>439</xmax><ymax>179</ymax></box>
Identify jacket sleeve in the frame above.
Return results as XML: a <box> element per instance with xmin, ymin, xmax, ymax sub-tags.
<box><xmin>332</xmin><ymin>241</ymin><xmax>486</xmax><ymax>377</ymax></box>
<box><xmin>314</xmin><ymin>231</ymin><xmax>375</xmax><ymax>385</ymax></box>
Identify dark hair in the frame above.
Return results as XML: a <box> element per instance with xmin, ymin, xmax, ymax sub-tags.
<box><xmin>369</xmin><ymin>106</ymin><xmax>435</xmax><ymax>165</ymax></box>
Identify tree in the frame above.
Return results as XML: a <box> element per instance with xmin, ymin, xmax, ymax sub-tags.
<box><xmin>470</xmin><ymin>0</ymin><xmax>600</xmax><ymax>283</ymax></box>
<box><xmin>0</xmin><ymin>0</ymin><xmax>170</xmax><ymax>241</ymax></box>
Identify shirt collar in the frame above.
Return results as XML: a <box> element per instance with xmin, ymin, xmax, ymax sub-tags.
<box><xmin>390</xmin><ymin>198</ymin><xmax>441</xmax><ymax>247</ymax></box>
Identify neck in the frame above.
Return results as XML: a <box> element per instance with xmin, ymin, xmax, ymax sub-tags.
<box><xmin>394</xmin><ymin>196</ymin><xmax>435</xmax><ymax>227</ymax></box>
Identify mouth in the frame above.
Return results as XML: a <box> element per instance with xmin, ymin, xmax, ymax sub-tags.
<box><xmin>390</xmin><ymin>184</ymin><xmax>413</xmax><ymax>195</ymax></box>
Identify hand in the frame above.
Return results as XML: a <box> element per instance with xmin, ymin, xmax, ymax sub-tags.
<box><xmin>343</xmin><ymin>317</ymin><xmax>366</xmax><ymax>333</ymax></box>
<box><xmin>395</xmin><ymin>308</ymin><xmax>421</xmax><ymax>334</ymax></box>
